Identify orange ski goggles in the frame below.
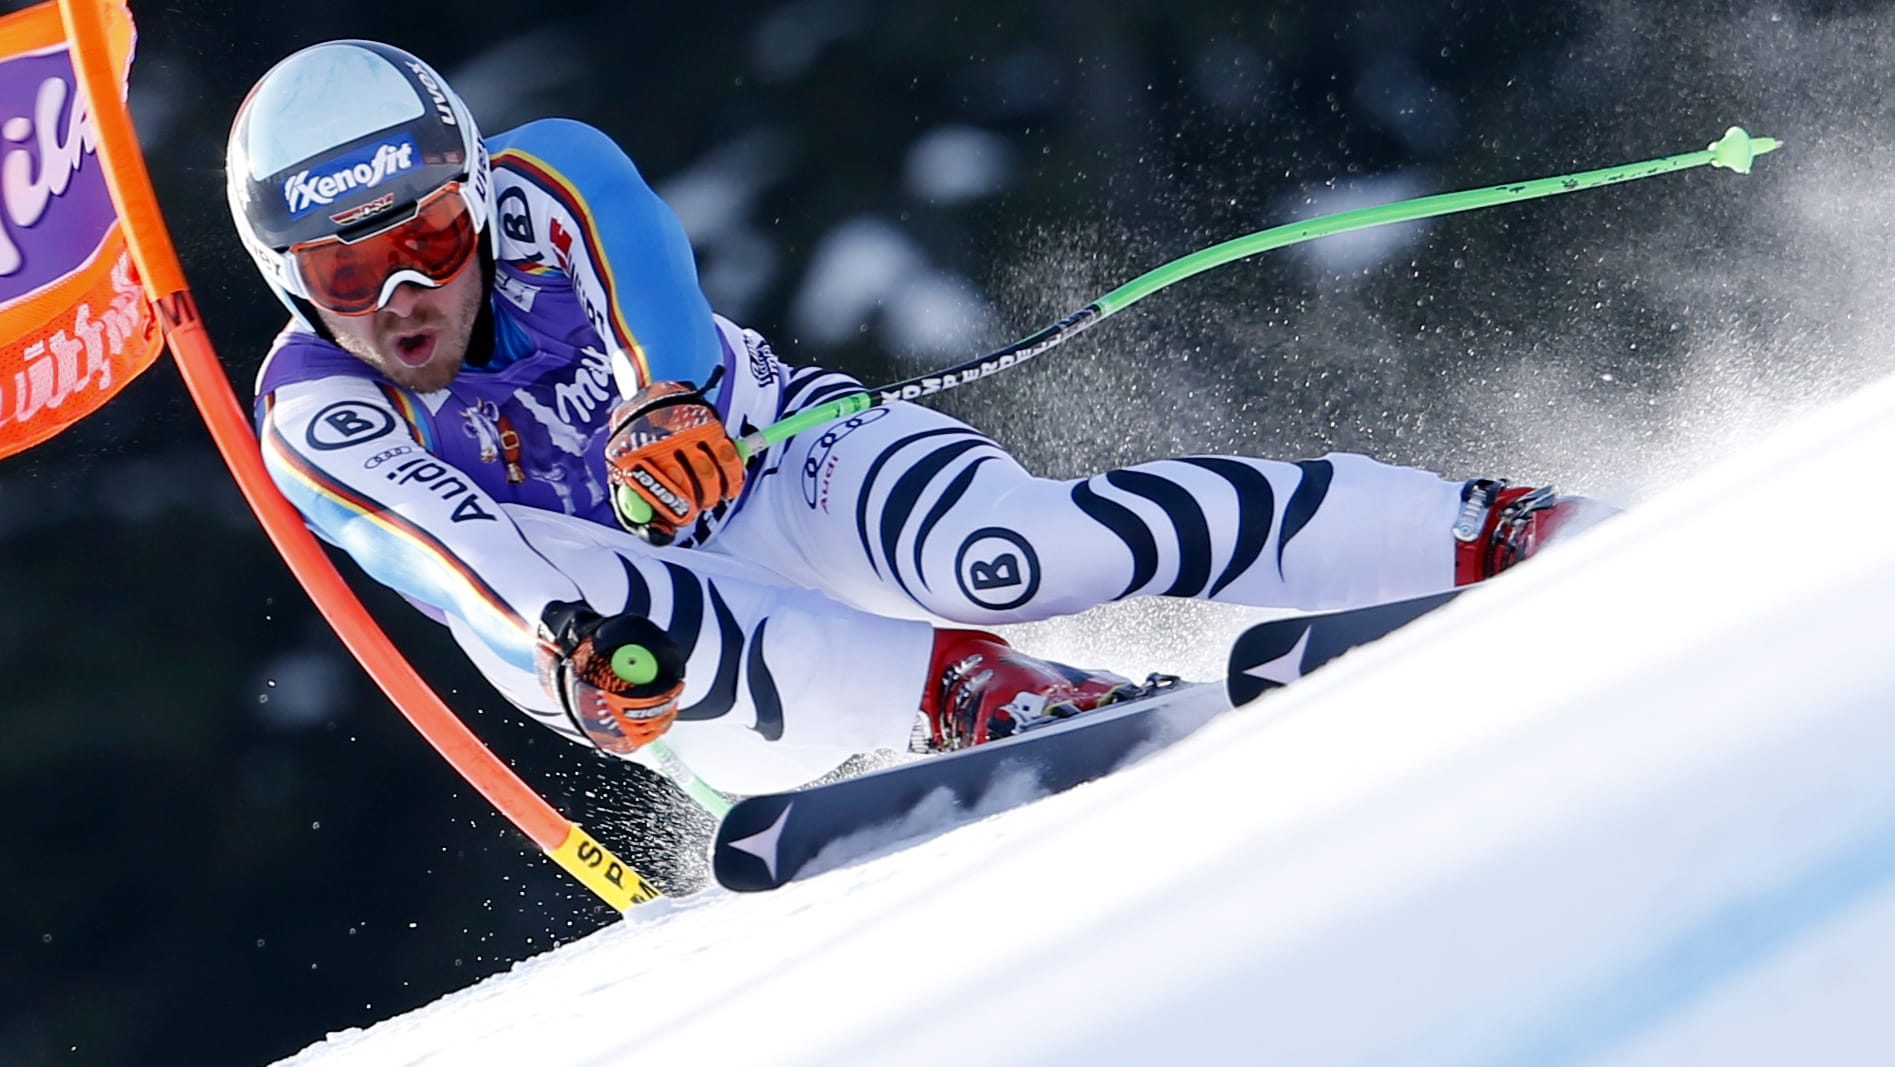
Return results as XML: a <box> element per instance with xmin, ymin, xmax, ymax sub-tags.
<box><xmin>283</xmin><ymin>181</ymin><xmax>479</xmax><ymax>316</ymax></box>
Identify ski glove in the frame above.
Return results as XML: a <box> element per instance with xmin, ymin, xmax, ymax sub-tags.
<box><xmin>604</xmin><ymin>381</ymin><xmax>746</xmax><ymax>546</ymax></box>
<box><xmin>536</xmin><ymin>601</ymin><xmax>687</xmax><ymax>754</ymax></box>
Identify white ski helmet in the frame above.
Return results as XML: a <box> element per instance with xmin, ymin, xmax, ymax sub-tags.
<box><xmin>226</xmin><ymin>40</ymin><xmax>494</xmax><ymax>330</ymax></box>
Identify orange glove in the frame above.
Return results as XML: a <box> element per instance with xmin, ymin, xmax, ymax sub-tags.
<box><xmin>536</xmin><ymin>601</ymin><xmax>686</xmax><ymax>754</ymax></box>
<box><xmin>604</xmin><ymin>381</ymin><xmax>746</xmax><ymax>546</ymax></box>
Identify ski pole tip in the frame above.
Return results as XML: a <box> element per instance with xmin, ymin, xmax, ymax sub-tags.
<box><xmin>1708</xmin><ymin>126</ymin><xmax>1781</xmax><ymax>175</ymax></box>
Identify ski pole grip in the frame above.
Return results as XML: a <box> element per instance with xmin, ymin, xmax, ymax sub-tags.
<box><xmin>610</xmin><ymin>642</ymin><xmax>661</xmax><ymax>687</ymax></box>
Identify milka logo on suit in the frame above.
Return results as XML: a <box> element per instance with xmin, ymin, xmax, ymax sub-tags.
<box><xmin>547</xmin><ymin>346</ymin><xmax>615</xmax><ymax>428</ymax></box>
<box><xmin>502</xmin><ymin>348</ymin><xmax>615</xmax><ymax>515</ymax></box>
<box><xmin>282</xmin><ymin>136</ymin><xmax>418</xmax><ymax>217</ymax></box>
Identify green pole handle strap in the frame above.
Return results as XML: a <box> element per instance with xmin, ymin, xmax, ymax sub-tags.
<box><xmin>734</xmin><ymin>126</ymin><xmax>1778</xmax><ymax>462</ymax></box>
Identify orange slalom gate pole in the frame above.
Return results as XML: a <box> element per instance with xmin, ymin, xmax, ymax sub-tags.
<box><xmin>57</xmin><ymin>0</ymin><xmax>657</xmax><ymax>911</ymax></box>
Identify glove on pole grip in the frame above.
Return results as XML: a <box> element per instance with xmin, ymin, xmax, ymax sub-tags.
<box><xmin>604</xmin><ymin>381</ymin><xmax>746</xmax><ymax>546</ymax></box>
<box><xmin>537</xmin><ymin>602</ymin><xmax>687</xmax><ymax>754</ymax></box>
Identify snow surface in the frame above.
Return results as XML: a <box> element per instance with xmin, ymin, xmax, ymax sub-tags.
<box><xmin>279</xmin><ymin>371</ymin><xmax>1895</xmax><ymax>1067</ymax></box>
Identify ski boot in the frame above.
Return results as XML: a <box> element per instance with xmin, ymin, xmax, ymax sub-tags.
<box><xmin>917</xmin><ymin>630</ymin><xmax>1138</xmax><ymax>752</ymax></box>
<box><xmin>1452</xmin><ymin>478</ymin><xmax>1613</xmax><ymax>585</ymax></box>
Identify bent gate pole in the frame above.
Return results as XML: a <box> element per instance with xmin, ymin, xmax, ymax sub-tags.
<box><xmin>57</xmin><ymin>0</ymin><xmax>656</xmax><ymax>912</ymax></box>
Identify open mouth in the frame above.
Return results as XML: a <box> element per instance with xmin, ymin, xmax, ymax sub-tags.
<box><xmin>391</xmin><ymin>329</ymin><xmax>437</xmax><ymax>368</ymax></box>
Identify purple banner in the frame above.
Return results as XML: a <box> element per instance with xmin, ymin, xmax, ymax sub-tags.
<box><xmin>0</xmin><ymin>46</ymin><xmax>118</xmax><ymax>309</ymax></box>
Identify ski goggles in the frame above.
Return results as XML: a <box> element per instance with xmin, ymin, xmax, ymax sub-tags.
<box><xmin>282</xmin><ymin>181</ymin><xmax>479</xmax><ymax>316</ymax></box>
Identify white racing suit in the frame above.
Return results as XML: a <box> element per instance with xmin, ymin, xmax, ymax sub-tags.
<box><xmin>256</xmin><ymin>118</ymin><xmax>1466</xmax><ymax>794</ymax></box>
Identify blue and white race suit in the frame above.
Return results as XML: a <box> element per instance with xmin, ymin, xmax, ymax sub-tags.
<box><xmin>256</xmin><ymin>118</ymin><xmax>1467</xmax><ymax>793</ymax></box>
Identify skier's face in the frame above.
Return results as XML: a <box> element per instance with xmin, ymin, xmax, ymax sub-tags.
<box><xmin>315</xmin><ymin>261</ymin><xmax>483</xmax><ymax>393</ymax></box>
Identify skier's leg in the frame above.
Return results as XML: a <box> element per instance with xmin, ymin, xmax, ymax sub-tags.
<box><xmin>468</xmin><ymin>508</ymin><xmax>1136</xmax><ymax>775</ymax></box>
<box><xmin>720</xmin><ymin>370</ymin><xmax>1478</xmax><ymax>625</ymax></box>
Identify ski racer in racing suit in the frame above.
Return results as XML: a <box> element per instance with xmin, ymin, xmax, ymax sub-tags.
<box><xmin>230</xmin><ymin>41</ymin><xmax>1588</xmax><ymax>796</ymax></box>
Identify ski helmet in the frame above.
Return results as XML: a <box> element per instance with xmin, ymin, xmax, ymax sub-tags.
<box><xmin>226</xmin><ymin>40</ymin><xmax>494</xmax><ymax>330</ymax></box>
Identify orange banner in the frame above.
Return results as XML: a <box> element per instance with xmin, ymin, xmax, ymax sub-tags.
<box><xmin>0</xmin><ymin>0</ymin><xmax>157</xmax><ymax>460</ymax></box>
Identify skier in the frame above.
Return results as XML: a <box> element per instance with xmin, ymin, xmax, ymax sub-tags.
<box><xmin>229</xmin><ymin>40</ymin><xmax>1590</xmax><ymax>794</ymax></box>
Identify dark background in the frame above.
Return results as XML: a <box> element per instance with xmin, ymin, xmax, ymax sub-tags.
<box><xmin>2</xmin><ymin>1</ymin><xmax>1889</xmax><ymax>1064</ymax></box>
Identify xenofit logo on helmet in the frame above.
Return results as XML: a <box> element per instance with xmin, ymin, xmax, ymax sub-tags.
<box><xmin>282</xmin><ymin>135</ymin><xmax>419</xmax><ymax>217</ymax></box>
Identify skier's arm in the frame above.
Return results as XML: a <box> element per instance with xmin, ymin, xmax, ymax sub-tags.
<box><xmin>485</xmin><ymin>118</ymin><xmax>722</xmax><ymax>390</ymax></box>
<box><xmin>259</xmin><ymin>374</ymin><xmax>584</xmax><ymax>687</ymax></box>
<box><xmin>486</xmin><ymin>120</ymin><xmax>784</xmax><ymax>546</ymax></box>
<box><xmin>261</xmin><ymin>375</ymin><xmax>703</xmax><ymax>753</ymax></box>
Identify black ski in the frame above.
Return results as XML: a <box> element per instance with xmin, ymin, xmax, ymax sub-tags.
<box><xmin>1225</xmin><ymin>588</ymin><xmax>1464</xmax><ymax>706</ymax></box>
<box><xmin>711</xmin><ymin>588</ymin><xmax>1465</xmax><ymax>892</ymax></box>
<box><xmin>711</xmin><ymin>679</ymin><xmax>1231</xmax><ymax>892</ymax></box>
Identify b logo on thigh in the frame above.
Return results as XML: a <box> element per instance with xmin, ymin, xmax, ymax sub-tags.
<box><xmin>955</xmin><ymin>527</ymin><xmax>1040</xmax><ymax>611</ymax></box>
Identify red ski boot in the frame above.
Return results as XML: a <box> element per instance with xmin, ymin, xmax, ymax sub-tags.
<box><xmin>1452</xmin><ymin>478</ymin><xmax>1610</xmax><ymax>585</ymax></box>
<box><xmin>917</xmin><ymin>630</ymin><xmax>1138</xmax><ymax>752</ymax></box>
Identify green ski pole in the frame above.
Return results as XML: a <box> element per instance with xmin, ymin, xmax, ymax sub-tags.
<box><xmin>734</xmin><ymin>126</ymin><xmax>1779</xmax><ymax>460</ymax></box>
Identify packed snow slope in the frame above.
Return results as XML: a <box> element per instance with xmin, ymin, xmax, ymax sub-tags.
<box><xmin>281</xmin><ymin>371</ymin><xmax>1895</xmax><ymax>1067</ymax></box>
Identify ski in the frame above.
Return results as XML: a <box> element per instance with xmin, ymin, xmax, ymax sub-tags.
<box><xmin>711</xmin><ymin>678</ymin><xmax>1231</xmax><ymax>891</ymax></box>
<box><xmin>711</xmin><ymin>588</ymin><xmax>1466</xmax><ymax>892</ymax></box>
<box><xmin>1225</xmin><ymin>589</ymin><xmax>1464</xmax><ymax>706</ymax></box>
